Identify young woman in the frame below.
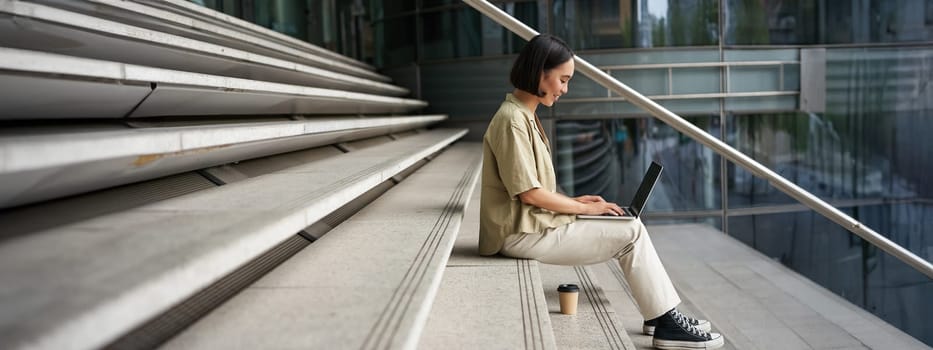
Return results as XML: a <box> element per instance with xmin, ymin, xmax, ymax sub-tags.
<box><xmin>478</xmin><ymin>34</ymin><xmax>724</xmax><ymax>350</ymax></box>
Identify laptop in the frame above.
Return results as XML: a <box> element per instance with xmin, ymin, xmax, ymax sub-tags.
<box><xmin>577</xmin><ymin>161</ymin><xmax>663</xmax><ymax>220</ymax></box>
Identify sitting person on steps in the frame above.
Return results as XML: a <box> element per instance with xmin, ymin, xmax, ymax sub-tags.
<box><xmin>478</xmin><ymin>33</ymin><xmax>724</xmax><ymax>350</ymax></box>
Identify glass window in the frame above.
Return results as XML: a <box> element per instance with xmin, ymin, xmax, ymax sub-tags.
<box><xmin>646</xmin><ymin>0</ymin><xmax>720</xmax><ymax>47</ymax></box>
<box><xmin>420</xmin><ymin>8</ymin><xmax>482</xmax><ymax>60</ymax></box>
<box><xmin>253</xmin><ymin>1</ymin><xmax>310</xmax><ymax>41</ymax></box>
<box><xmin>726</xmin><ymin>113</ymin><xmax>816</xmax><ymax>207</ymax></box>
<box><xmin>189</xmin><ymin>0</ymin><xmax>242</xmax><ymax>17</ymax></box>
<box><xmin>726</xmin><ymin>0</ymin><xmax>933</xmax><ymax>45</ymax></box>
<box><xmin>553</xmin><ymin>0</ymin><xmax>718</xmax><ymax>50</ymax></box>
<box><xmin>552</xmin><ymin>0</ymin><xmax>632</xmax><ymax>49</ymax></box>
<box><xmin>423</xmin><ymin>0</ymin><xmax>457</xmax><ymax>9</ymax></box>
<box><xmin>369</xmin><ymin>1</ymin><xmax>537</xmax><ymax>65</ymax></box>
<box><xmin>369</xmin><ymin>0</ymin><xmax>415</xmax><ymax>18</ymax></box>
<box><xmin>725</xmin><ymin>0</ymin><xmax>818</xmax><ymax>45</ymax></box>
<box><xmin>374</xmin><ymin>16</ymin><xmax>417</xmax><ymax>67</ymax></box>
<box><xmin>825</xmin><ymin>47</ymin><xmax>933</xmax><ymax>199</ymax></box>
<box><xmin>726</xmin><ymin>110</ymin><xmax>927</xmax><ymax>208</ymax></box>
<box><xmin>857</xmin><ymin>0</ymin><xmax>933</xmax><ymax>43</ymax></box>
<box><xmin>502</xmin><ymin>2</ymin><xmax>540</xmax><ymax>54</ymax></box>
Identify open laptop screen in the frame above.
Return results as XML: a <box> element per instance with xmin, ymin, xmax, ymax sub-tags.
<box><xmin>629</xmin><ymin>161</ymin><xmax>663</xmax><ymax>217</ymax></box>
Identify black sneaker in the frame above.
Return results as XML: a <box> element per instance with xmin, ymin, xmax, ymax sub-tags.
<box><xmin>652</xmin><ymin>309</ymin><xmax>723</xmax><ymax>349</ymax></box>
<box><xmin>643</xmin><ymin>308</ymin><xmax>711</xmax><ymax>335</ymax></box>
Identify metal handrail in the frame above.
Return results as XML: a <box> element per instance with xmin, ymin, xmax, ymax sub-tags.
<box><xmin>462</xmin><ymin>0</ymin><xmax>933</xmax><ymax>279</ymax></box>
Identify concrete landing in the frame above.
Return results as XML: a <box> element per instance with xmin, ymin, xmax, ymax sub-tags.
<box><xmin>591</xmin><ymin>224</ymin><xmax>929</xmax><ymax>350</ymax></box>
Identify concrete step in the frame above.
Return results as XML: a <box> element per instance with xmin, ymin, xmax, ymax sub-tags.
<box><xmin>0</xmin><ymin>113</ymin><xmax>443</xmax><ymax>208</ymax></box>
<box><xmin>0</xmin><ymin>133</ymin><xmax>430</xmax><ymax>244</ymax></box>
<box><xmin>27</xmin><ymin>0</ymin><xmax>390</xmax><ymax>83</ymax></box>
<box><xmin>0</xmin><ymin>129</ymin><xmax>466</xmax><ymax>350</ymax></box>
<box><xmin>420</xmin><ymin>183</ymin><xmax>558</xmax><ymax>350</ymax></box>
<box><xmin>0</xmin><ymin>1</ymin><xmax>406</xmax><ymax>96</ymax></box>
<box><xmin>161</xmin><ymin>142</ymin><xmax>482</xmax><ymax>349</ymax></box>
<box><xmin>0</xmin><ymin>47</ymin><xmax>425</xmax><ymax>119</ymax></box>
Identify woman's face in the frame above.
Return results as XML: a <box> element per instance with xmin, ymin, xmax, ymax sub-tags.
<box><xmin>538</xmin><ymin>58</ymin><xmax>574</xmax><ymax>107</ymax></box>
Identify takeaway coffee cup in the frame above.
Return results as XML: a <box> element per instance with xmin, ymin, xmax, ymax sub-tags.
<box><xmin>557</xmin><ymin>284</ymin><xmax>580</xmax><ymax>315</ymax></box>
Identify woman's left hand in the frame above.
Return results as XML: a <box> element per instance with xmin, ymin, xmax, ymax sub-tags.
<box><xmin>573</xmin><ymin>195</ymin><xmax>605</xmax><ymax>203</ymax></box>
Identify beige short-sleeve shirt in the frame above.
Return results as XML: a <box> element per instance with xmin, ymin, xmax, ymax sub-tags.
<box><xmin>479</xmin><ymin>93</ymin><xmax>575</xmax><ymax>256</ymax></box>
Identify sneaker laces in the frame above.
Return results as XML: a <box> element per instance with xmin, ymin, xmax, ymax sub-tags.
<box><xmin>671</xmin><ymin>309</ymin><xmax>699</xmax><ymax>326</ymax></box>
<box><xmin>670</xmin><ymin>310</ymin><xmax>711</xmax><ymax>339</ymax></box>
<box><xmin>684</xmin><ymin>324</ymin><xmax>711</xmax><ymax>339</ymax></box>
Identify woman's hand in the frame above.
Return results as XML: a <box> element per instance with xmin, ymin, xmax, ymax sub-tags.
<box><xmin>579</xmin><ymin>200</ymin><xmax>624</xmax><ymax>216</ymax></box>
<box><xmin>574</xmin><ymin>195</ymin><xmax>623</xmax><ymax>215</ymax></box>
<box><xmin>519</xmin><ymin>189</ymin><xmax>622</xmax><ymax>216</ymax></box>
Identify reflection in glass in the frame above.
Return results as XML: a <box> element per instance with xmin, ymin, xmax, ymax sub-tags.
<box><xmin>553</xmin><ymin>0</ymin><xmax>718</xmax><ymax>49</ymax></box>
<box><xmin>374</xmin><ymin>16</ymin><xmax>416</xmax><ymax>67</ymax></box>
<box><xmin>555</xmin><ymin>117</ymin><xmax>720</xmax><ymax>212</ymax></box>
<box><xmin>824</xmin><ymin>47</ymin><xmax>933</xmax><ymax>198</ymax></box>
<box><xmin>728</xmin><ymin>113</ymin><xmax>845</xmax><ymax>207</ymax></box>
<box><xmin>372</xmin><ymin>0</ymin><xmax>415</xmax><ymax>17</ymax></box>
<box><xmin>190</xmin><ymin>0</ymin><xmax>242</xmax><ymax>17</ymax></box>
<box><xmin>726</xmin><ymin>0</ymin><xmax>933</xmax><ymax>45</ymax></box>
<box><xmin>421</xmin><ymin>8</ymin><xmax>482</xmax><ymax>60</ymax></box>
<box><xmin>727</xmin><ymin>111</ymin><xmax>923</xmax><ymax>208</ymax></box>
<box><xmin>371</xmin><ymin>1</ymin><xmax>537</xmax><ymax>64</ymax></box>
<box><xmin>192</xmin><ymin>0</ymin><xmax>367</xmax><ymax>61</ymax></box>
<box><xmin>254</xmin><ymin>1</ymin><xmax>309</xmax><ymax>41</ymax></box>
<box><xmin>501</xmin><ymin>2</ymin><xmax>540</xmax><ymax>54</ymax></box>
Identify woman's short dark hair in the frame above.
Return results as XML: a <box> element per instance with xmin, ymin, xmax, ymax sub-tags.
<box><xmin>510</xmin><ymin>34</ymin><xmax>574</xmax><ymax>97</ymax></box>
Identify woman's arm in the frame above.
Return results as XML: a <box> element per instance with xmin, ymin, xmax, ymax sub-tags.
<box><xmin>518</xmin><ymin>188</ymin><xmax>623</xmax><ymax>216</ymax></box>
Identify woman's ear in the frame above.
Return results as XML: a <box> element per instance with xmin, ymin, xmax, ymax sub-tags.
<box><xmin>537</xmin><ymin>72</ymin><xmax>548</xmax><ymax>97</ymax></box>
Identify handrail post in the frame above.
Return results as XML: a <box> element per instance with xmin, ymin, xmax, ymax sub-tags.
<box><xmin>462</xmin><ymin>0</ymin><xmax>933</xmax><ymax>279</ymax></box>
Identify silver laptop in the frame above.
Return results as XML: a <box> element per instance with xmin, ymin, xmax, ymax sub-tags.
<box><xmin>577</xmin><ymin>161</ymin><xmax>663</xmax><ymax>220</ymax></box>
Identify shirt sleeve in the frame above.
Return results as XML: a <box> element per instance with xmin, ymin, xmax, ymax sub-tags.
<box><xmin>491</xmin><ymin>120</ymin><xmax>543</xmax><ymax>199</ymax></box>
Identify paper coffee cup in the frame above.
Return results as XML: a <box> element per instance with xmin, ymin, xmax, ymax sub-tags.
<box><xmin>557</xmin><ymin>284</ymin><xmax>580</xmax><ymax>315</ymax></box>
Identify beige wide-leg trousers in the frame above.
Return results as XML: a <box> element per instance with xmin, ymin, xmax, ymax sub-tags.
<box><xmin>500</xmin><ymin>218</ymin><xmax>681</xmax><ymax>320</ymax></box>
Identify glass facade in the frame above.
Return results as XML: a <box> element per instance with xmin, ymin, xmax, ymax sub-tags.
<box><xmin>189</xmin><ymin>0</ymin><xmax>933</xmax><ymax>345</ymax></box>
<box><xmin>189</xmin><ymin>0</ymin><xmax>933</xmax><ymax>63</ymax></box>
<box><xmin>726</xmin><ymin>0</ymin><xmax>933</xmax><ymax>45</ymax></box>
<box><xmin>554</xmin><ymin>0</ymin><xmax>719</xmax><ymax>49</ymax></box>
<box><xmin>191</xmin><ymin>0</ymin><xmax>374</xmax><ymax>63</ymax></box>
<box><xmin>371</xmin><ymin>1</ymin><xmax>539</xmax><ymax>67</ymax></box>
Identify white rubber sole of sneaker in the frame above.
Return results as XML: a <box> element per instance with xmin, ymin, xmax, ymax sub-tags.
<box><xmin>643</xmin><ymin>322</ymin><xmax>712</xmax><ymax>336</ymax></box>
<box><xmin>653</xmin><ymin>335</ymin><xmax>724</xmax><ymax>350</ymax></box>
